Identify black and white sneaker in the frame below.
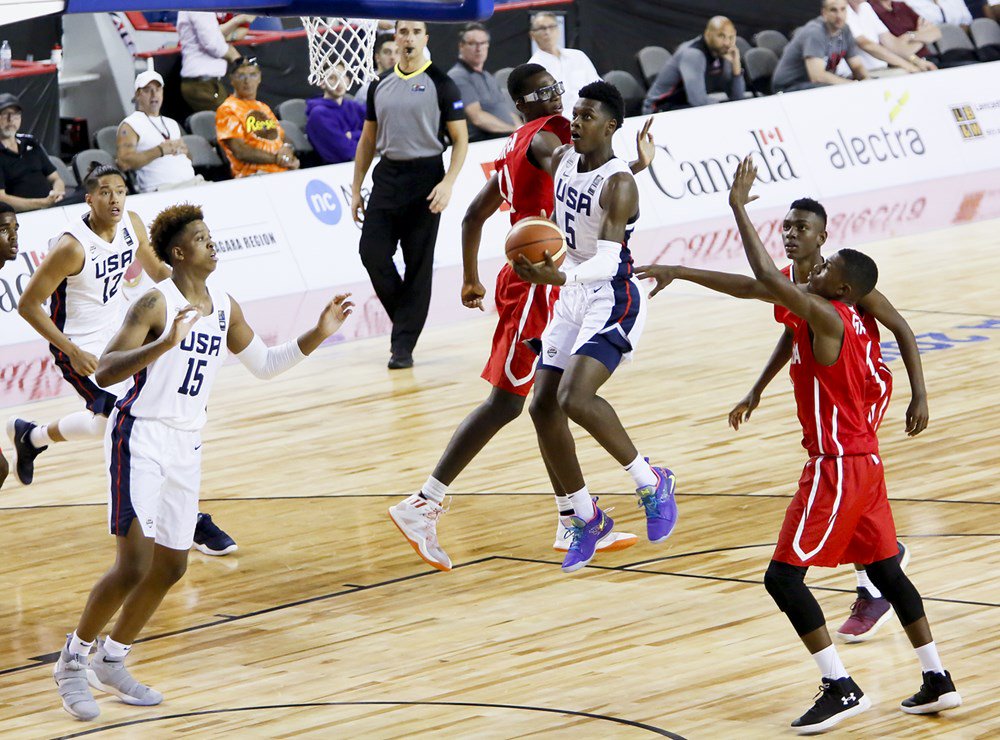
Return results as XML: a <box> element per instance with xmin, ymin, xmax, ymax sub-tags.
<box><xmin>791</xmin><ymin>676</ymin><xmax>871</xmax><ymax>734</ymax></box>
<box><xmin>6</xmin><ymin>417</ymin><xmax>47</xmax><ymax>485</ymax></box>
<box><xmin>192</xmin><ymin>513</ymin><xmax>238</xmax><ymax>556</ymax></box>
<box><xmin>901</xmin><ymin>671</ymin><xmax>962</xmax><ymax>714</ymax></box>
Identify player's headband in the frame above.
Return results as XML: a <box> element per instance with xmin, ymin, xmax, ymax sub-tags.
<box><xmin>519</xmin><ymin>80</ymin><xmax>564</xmax><ymax>103</ymax></box>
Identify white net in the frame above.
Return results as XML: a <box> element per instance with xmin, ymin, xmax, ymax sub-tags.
<box><xmin>300</xmin><ymin>17</ymin><xmax>380</xmax><ymax>88</ymax></box>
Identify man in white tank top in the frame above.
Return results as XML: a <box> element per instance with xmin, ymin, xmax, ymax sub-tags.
<box><xmin>117</xmin><ymin>71</ymin><xmax>204</xmax><ymax>193</ymax></box>
<box><xmin>513</xmin><ymin>81</ymin><xmax>679</xmax><ymax>574</ymax></box>
<box><xmin>51</xmin><ymin>203</ymin><xmax>355</xmax><ymax>721</ymax></box>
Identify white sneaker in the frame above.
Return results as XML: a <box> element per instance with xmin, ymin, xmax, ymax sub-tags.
<box><xmin>388</xmin><ymin>494</ymin><xmax>452</xmax><ymax>572</ymax></box>
<box><xmin>87</xmin><ymin>641</ymin><xmax>163</xmax><ymax>706</ymax></box>
<box><xmin>553</xmin><ymin>519</ymin><xmax>638</xmax><ymax>553</ymax></box>
<box><xmin>53</xmin><ymin>645</ymin><xmax>100</xmax><ymax>721</ymax></box>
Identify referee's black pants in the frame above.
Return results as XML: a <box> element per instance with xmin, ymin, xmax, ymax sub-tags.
<box><xmin>359</xmin><ymin>156</ymin><xmax>444</xmax><ymax>358</ymax></box>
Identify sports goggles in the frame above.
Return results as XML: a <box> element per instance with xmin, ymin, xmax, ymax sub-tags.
<box><xmin>519</xmin><ymin>80</ymin><xmax>565</xmax><ymax>103</ymax></box>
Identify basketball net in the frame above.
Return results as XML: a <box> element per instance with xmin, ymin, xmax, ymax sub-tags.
<box><xmin>300</xmin><ymin>17</ymin><xmax>380</xmax><ymax>88</ymax></box>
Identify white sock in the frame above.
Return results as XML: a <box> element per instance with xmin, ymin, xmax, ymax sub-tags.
<box><xmin>67</xmin><ymin>631</ymin><xmax>94</xmax><ymax>659</ymax></box>
<box><xmin>554</xmin><ymin>494</ymin><xmax>573</xmax><ymax>517</ymax></box>
<box><xmin>57</xmin><ymin>411</ymin><xmax>107</xmax><ymax>441</ymax></box>
<box><xmin>915</xmin><ymin>641</ymin><xmax>945</xmax><ymax>675</ymax></box>
<box><xmin>419</xmin><ymin>476</ymin><xmax>448</xmax><ymax>504</ymax></box>
<box><xmin>856</xmin><ymin>569</ymin><xmax>882</xmax><ymax>598</ymax></box>
<box><xmin>567</xmin><ymin>487</ymin><xmax>595</xmax><ymax>521</ymax></box>
<box><xmin>103</xmin><ymin>636</ymin><xmax>131</xmax><ymax>661</ymax></box>
<box><xmin>812</xmin><ymin>644</ymin><xmax>849</xmax><ymax>680</ymax></box>
<box><xmin>29</xmin><ymin>424</ymin><xmax>53</xmax><ymax>448</ymax></box>
<box><xmin>624</xmin><ymin>453</ymin><xmax>657</xmax><ymax>489</ymax></box>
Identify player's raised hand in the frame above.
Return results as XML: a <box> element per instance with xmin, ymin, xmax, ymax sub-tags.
<box><xmin>635</xmin><ymin>118</ymin><xmax>656</xmax><ymax>170</ymax></box>
<box><xmin>634</xmin><ymin>264</ymin><xmax>676</xmax><ymax>297</ymax></box>
<box><xmin>512</xmin><ymin>251</ymin><xmax>564</xmax><ymax>286</ymax></box>
<box><xmin>905</xmin><ymin>395</ymin><xmax>929</xmax><ymax>436</ymax></box>
<box><xmin>68</xmin><ymin>345</ymin><xmax>100</xmax><ymax>376</ymax></box>
<box><xmin>317</xmin><ymin>293</ymin><xmax>354</xmax><ymax>335</ymax></box>
<box><xmin>728</xmin><ymin>388</ymin><xmax>761</xmax><ymax>431</ymax></box>
<box><xmin>728</xmin><ymin>154</ymin><xmax>759</xmax><ymax>210</ymax></box>
<box><xmin>462</xmin><ymin>279</ymin><xmax>486</xmax><ymax>311</ymax></box>
<box><xmin>163</xmin><ymin>305</ymin><xmax>201</xmax><ymax>348</ymax></box>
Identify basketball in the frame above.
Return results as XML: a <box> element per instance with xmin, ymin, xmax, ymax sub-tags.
<box><xmin>505</xmin><ymin>217</ymin><xmax>567</xmax><ymax>268</ymax></box>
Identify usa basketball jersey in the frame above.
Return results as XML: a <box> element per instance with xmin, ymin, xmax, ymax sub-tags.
<box><xmin>48</xmin><ymin>214</ymin><xmax>138</xmax><ymax>353</ymax></box>
<box><xmin>553</xmin><ymin>151</ymin><xmax>635</xmax><ymax>281</ymax></box>
<box><xmin>115</xmin><ymin>280</ymin><xmax>230</xmax><ymax>432</ymax></box>
<box><xmin>790</xmin><ymin>301</ymin><xmax>879</xmax><ymax>457</ymax></box>
<box><xmin>495</xmin><ymin>114</ymin><xmax>571</xmax><ymax>225</ymax></box>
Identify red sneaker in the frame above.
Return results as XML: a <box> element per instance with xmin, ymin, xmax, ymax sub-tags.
<box><xmin>836</xmin><ymin>594</ymin><xmax>893</xmax><ymax>643</ymax></box>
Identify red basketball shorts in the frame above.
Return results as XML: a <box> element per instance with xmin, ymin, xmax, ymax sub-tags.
<box><xmin>773</xmin><ymin>453</ymin><xmax>898</xmax><ymax>568</ymax></box>
<box><xmin>481</xmin><ymin>264</ymin><xmax>558</xmax><ymax>396</ymax></box>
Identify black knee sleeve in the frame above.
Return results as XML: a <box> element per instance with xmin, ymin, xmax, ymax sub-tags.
<box><xmin>866</xmin><ymin>556</ymin><xmax>925</xmax><ymax>626</ymax></box>
<box><xmin>764</xmin><ymin>560</ymin><xmax>826</xmax><ymax>636</ymax></box>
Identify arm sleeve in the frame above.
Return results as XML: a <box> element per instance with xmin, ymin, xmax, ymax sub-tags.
<box><xmin>676</xmin><ymin>49</ymin><xmax>712</xmax><ymax>106</ymax></box>
<box><xmin>190</xmin><ymin>12</ymin><xmax>230</xmax><ymax>59</ymax></box>
<box><xmin>306</xmin><ymin>106</ymin><xmax>360</xmax><ymax>164</ymax></box>
<box><xmin>236</xmin><ymin>334</ymin><xmax>306</xmax><ymax>380</ymax></box>
<box><xmin>561</xmin><ymin>240</ymin><xmax>622</xmax><ymax>284</ymax></box>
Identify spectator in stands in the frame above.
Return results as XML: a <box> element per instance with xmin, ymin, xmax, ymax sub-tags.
<box><xmin>527</xmin><ymin>12</ymin><xmax>600</xmax><ymax>113</ymax></box>
<box><xmin>306</xmin><ymin>62</ymin><xmax>366</xmax><ymax>164</ymax></box>
<box><xmin>869</xmin><ymin>0</ymin><xmax>943</xmax><ymax>58</ymax></box>
<box><xmin>845</xmin><ymin>0</ymin><xmax>937</xmax><ymax>73</ymax></box>
<box><xmin>117</xmin><ymin>70</ymin><xmax>206</xmax><ymax>192</ymax></box>
<box><xmin>177</xmin><ymin>11</ymin><xmax>254</xmax><ymax>112</ymax></box>
<box><xmin>216</xmin><ymin>58</ymin><xmax>299</xmax><ymax>177</ymax></box>
<box><xmin>772</xmin><ymin>0</ymin><xmax>868</xmax><ymax>93</ymax></box>
<box><xmin>906</xmin><ymin>0</ymin><xmax>974</xmax><ymax>27</ymax></box>
<box><xmin>448</xmin><ymin>23</ymin><xmax>519</xmax><ymax>141</ymax></box>
<box><xmin>355</xmin><ymin>35</ymin><xmax>399</xmax><ymax>102</ymax></box>
<box><xmin>987</xmin><ymin>1</ymin><xmax>1000</xmax><ymax>21</ymax></box>
<box><xmin>0</xmin><ymin>93</ymin><xmax>71</xmax><ymax>212</ymax></box>
<box><xmin>642</xmin><ymin>16</ymin><xmax>746</xmax><ymax>114</ymax></box>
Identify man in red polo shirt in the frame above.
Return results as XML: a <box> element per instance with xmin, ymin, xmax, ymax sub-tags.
<box><xmin>869</xmin><ymin>0</ymin><xmax>942</xmax><ymax>57</ymax></box>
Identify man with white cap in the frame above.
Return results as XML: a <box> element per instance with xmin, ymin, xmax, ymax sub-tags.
<box><xmin>116</xmin><ymin>70</ymin><xmax>205</xmax><ymax>193</ymax></box>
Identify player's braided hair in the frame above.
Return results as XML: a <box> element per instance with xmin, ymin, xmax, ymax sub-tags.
<box><xmin>838</xmin><ymin>248</ymin><xmax>878</xmax><ymax>300</ymax></box>
<box><xmin>578</xmin><ymin>80</ymin><xmax>625</xmax><ymax>130</ymax></box>
<box><xmin>149</xmin><ymin>203</ymin><xmax>204</xmax><ymax>266</ymax></box>
<box><xmin>789</xmin><ymin>197</ymin><xmax>828</xmax><ymax>228</ymax></box>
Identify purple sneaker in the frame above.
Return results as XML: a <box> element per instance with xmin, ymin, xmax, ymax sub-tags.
<box><xmin>637</xmin><ymin>467</ymin><xmax>678</xmax><ymax>543</ymax></box>
<box><xmin>561</xmin><ymin>504</ymin><xmax>615</xmax><ymax>574</ymax></box>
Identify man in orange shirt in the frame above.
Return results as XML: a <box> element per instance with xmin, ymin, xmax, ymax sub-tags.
<box><xmin>215</xmin><ymin>58</ymin><xmax>300</xmax><ymax>177</ymax></box>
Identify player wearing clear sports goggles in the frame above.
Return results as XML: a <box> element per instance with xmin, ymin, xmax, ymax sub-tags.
<box><xmin>518</xmin><ymin>80</ymin><xmax>565</xmax><ymax>103</ymax></box>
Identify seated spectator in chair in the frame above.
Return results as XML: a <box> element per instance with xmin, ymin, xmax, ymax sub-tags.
<box><xmin>642</xmin><ymin>16</ymin><xmax>746</xmax><ymax>114</ymax></box>
<box><xmin>869</xmin><ymin>0</ymin><xmax>943</xmax><ymax>58</ymax></box>
<box><xmin>527</xmin><ymin>12</ymin><xmax>600</xmax><ymax>113</ymax></box>
<box><xmin>306</xmin><ymin>62</ymin><xmax>366</xmax><ymax>164</ymax></box>
<box><xmin>844</xmin><ymin>0</ymin><xmax>937</xmax><ymax>74</ymax></box>
<box><xmin>0</xmin><ymin>94</ymin><xmax>81</xmax><ymax>212</ymax></box>
<box><xmin>906</xmin><ymin>0</ymin><xmax>973</xmax><ymax>27</ymax></box>
<box><xmin>216</xmin><ymin>58</ymin><xmax>299</xmax><ymax>177</ymax></box>
<box><xmin>772</xmin><ymin>0</ymin><xmax>869</xmax><ymax>93</ymax></box>
<box><xmin>355</xmin><ymin>34</ymin><xmax>399</xmax><ymax>103</ymax></box>
<box><xmin>117</xmin><ymin>71</ymin><xmax>206</xmax><ymax>192</ymax></box>
<box><xmin>448</xmin><ymin>23</ymin><xmax>518</xmax><ymax>141</ymax></box>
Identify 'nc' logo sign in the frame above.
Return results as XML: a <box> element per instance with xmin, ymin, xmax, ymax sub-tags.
<box><xmin>305</xmin><ymin>179</ymin><xmax>342</xmax><ymax>225</ymax></box>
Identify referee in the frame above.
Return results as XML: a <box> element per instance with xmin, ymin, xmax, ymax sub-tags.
<box><xmin>351</xmin><ymin>20</ymin><xmax>469</xmax><ymax>370</ymax></box>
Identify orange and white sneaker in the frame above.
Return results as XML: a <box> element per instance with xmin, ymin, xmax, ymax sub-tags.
<box><xmin>553</xmin><ymin>519</ymin><xmax>637</xmax><ymax>553</ymax></box>
<box><xmin>388</xmin><ymin>494</ymin><xmax>452</xmax><ymax>572</ymax></box>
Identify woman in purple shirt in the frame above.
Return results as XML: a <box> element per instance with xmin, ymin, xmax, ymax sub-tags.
<box><xmin>306</xmin><ymin>63</ymin><xmax>367</xmax><ymax>165</ymax></box>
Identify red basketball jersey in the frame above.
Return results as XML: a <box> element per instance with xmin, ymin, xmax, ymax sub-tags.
<box><xmin>494</xmin><ymin>114</ymin><xmax>571</xmax><ymax>226</ymax></box>
<box><xmin>790</xmin><ymin>301</ymin><xmax>880</xmax><ymax>457</ymax></box>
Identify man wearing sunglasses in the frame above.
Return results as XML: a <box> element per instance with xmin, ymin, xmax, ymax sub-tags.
<box><xmin>527</xmin><ymin>12</ymin><xmax>600</xmax><ymax>114</ymax></box>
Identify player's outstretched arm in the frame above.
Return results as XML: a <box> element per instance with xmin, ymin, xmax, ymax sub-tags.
<box><xmin>97</xmin><ymin>289</ymin><xmax>197</xmax><ymax>386</ymax></box>
<box><xmin>227</xmin><ymin>294</ymin><xmax>354</xmax><ymax>380</ymax></box>
<box><xmin>729</xmin><ymin>155</ymin><xmax>842</xmax><ymax>351</ymax></box>
<box><xmin>729</xmin><ymin>328</ymin><xmax>794</xmax><ymax>431</ymax></box>
<box><xmin>461</xmin><ymin>173</ymin><xmax>504</xmax><ymax>310</ymax></box>
<box><xmin>635</xmin><ymin>264</ymin><xmax>775</xmax><ymax>300</ymax></box>
<box><xmin>17</xmin><ymin>235</ymin><xmax>97</xmax><ymax>373</ymax></box>
<box><xmin>130</xmin><ymin>211</ymin><xmax>172</xmax><ymax>283</ymax></box>
<box><xmin>859</xmin><ymin>288</ymin><xmax>929</xmax><ymax>436</ymax></box>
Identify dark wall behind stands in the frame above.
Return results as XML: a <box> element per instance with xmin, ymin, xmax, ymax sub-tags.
<box><xmin>0</xmin><ymin>14</ymin><xmax>62</xmax><ymax>62</ymax></box>
<box><xmin>429</xmin><ymin>0</ymin><xmax>821</xmax><ymax>80</ymax></box>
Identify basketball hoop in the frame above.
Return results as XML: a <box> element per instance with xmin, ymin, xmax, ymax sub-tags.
<box><xmin>300</xmin><ymin>17</ymin><xmax>380</xmax><ymax>88</ymax></box>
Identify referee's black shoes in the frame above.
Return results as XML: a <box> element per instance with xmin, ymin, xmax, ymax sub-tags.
<box><xmin>388</xmin><ymin>353</ymin><xmax>414</xmax><ymax>370</ymax></box>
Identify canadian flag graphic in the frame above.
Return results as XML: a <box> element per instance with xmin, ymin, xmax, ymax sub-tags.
<box><xmin>757</xmin><ymin>127</ymin><xmax>784</xmax><ymax>145</ymax></box>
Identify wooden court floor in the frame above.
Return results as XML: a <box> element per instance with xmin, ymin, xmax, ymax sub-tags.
<box><xmin>0</xmin><ymin>220</ymin><xmax>997</xmax><ymax>738</ymax></box>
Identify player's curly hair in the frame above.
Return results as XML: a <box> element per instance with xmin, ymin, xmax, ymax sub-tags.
<box><xmin>149</xmin><ymin>203</ymin><xmax>204</xmax><ymax>265</ymax></box>
<box><xmin>789</xmin><ymin>197</ymin><xmax>828</xmax><ymax>228</ymax></box>
<box><xmin>507</xmin><ymin>63</ymin><xmax>547</xmax><ymax>100</ymax></box>
<box><xmin>578</xmin><ymin>80</ymin><xmax>625</xmax><ymax>131</ymax></box>
<box><xmin>838</xmin><ymin>248</ymin><xmax>878</xmax><ymax>300</ymax></box>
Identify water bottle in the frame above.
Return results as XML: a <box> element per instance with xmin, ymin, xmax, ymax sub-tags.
<box><xmin>50</xmin><ymin>44</ymin><xmax>62</xmax><ymax>71</ymax></box>
<box><xmin>0</xmin><ymin>41</ymin><xmax>12</xmax><ymax>72</ymax></box>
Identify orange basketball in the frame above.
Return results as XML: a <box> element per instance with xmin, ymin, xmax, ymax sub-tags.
<box><xmin>505</xmin><ymin>217</ymin><xmax>567</xmax><ymax>268</ymax></box>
